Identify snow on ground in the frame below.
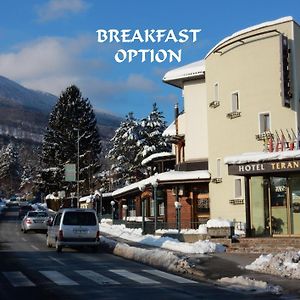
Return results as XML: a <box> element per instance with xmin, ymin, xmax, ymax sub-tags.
<box><xmin>217</xmin><ymin>276</ymin><xmax>282</xmax><ymax>295</ymax></box>
<box><xmin>245</xmin><ymin>251</ymin><xmax>300</xmax><ymax>279</ymax></box>
<box><xmin>100</xmin><ymin>236</ymin><xmax>193</xmax><ymax>274</ymax></box>
<box><xmin>100</xmin><ymin>221</ymin><xmax>225</xmax><ymax>254</ymax></box>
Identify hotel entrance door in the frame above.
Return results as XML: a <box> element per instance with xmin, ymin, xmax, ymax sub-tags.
<box><xmin>250</xmin><ymin>175</ymin><xmax>300</xmax><ymax>236</ymax></box>
<box><xmin>269</xmin><ymin>176</ymin><xmax>300</xmax><ymax>236</ymax></box>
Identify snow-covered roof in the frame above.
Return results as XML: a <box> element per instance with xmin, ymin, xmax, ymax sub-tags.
<box><xmin>163</xmin><ymin>60</ymin><xmax>205</xmax><ymax>88</ymax></box>
<box><xmin>206</xmin><ymin>16</ymin><xmax>293</xmax><ymax>58</ymax></box>
<box><xmin>112</xmin><ymin>170</ymin><xmax>210</xmax><ymax>197</ymax></box>
<box><xmin>79</xmin><ymin>195</ymin><xmax>93</xmax><ymax>203</ymax></box>
<box><xmin>141</xmin><ymin>152</ymin><xmax>175</xmax><ymax>166</ymax></box>
<box><xmin>163</xmin><ymin>121</ymin><xmax>176</xmax><ymax>137</ymax></box>
<box><xmin>224</xmin><ymin>150</ymin><xmax>300</xmax><ymax>165</ymax></box>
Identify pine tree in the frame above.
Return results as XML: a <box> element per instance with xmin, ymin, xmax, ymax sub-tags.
<box><xmin>0</xmin><ymin>143</ymin><xmax>21</xmax><ymax>196</ymax></box>
<box><xmin>107</xmin><ymin>112</ymin><xmax>142</xmax><ymax>186</ymax></box>
<box><xmin>40</xmin><ymin>85</ymin><xmax>102</xmax><ymax>196</ymax></box>
<box><xmin>137</xmin><ymin>103</ymin><xmax>170</xmax><ymax>162</ymax></box>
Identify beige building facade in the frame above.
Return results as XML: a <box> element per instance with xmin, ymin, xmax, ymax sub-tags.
<box><xmin>164</xmin><ymin>17</ymin><xmax>300</xmax><ymax>236</ymax></box>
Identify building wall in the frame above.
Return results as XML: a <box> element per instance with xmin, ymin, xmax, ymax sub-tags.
<box><xmin>183</xmin><ymin>79</ymin><xmax>208</xmax><ymax>161</ymax></box>
<box><xmin>205</xmin><ymin>20</ymin><xmax>298</xmax><ymax>222</ymax></box>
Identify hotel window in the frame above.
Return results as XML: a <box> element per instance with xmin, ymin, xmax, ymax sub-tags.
<box><xmin>234</xmin><ymin>178</ymin><xmax>242</xmax><ymax>198</ymax></box>
<box><xmin>159</xmin><ymin>202</ymin><xmax>165</xmax><ymax>216</ymax></box>
<box><xmin>259</xmin><ymin>112</ymin><xmax>270</xmax><ymax>133</ymax></box>
<box><xmin>216</xmin><ymin>158</ymin><xmax>221</xmax><ymax>178</ymax></box>
<box><xmin>231</xmin><ymin>92</ymin><xmax>240</xmax><ymax>112</ymax></box>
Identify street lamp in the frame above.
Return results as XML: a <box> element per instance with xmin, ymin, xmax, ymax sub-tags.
<box><xmin>74</xmin><ymin>128</ymin><xmax>84</xmax><ymax>207</ymax></box>
<box><xmin>174</xmin><ymin>201</ymin><xmax>182</xmax><ymax>233</ymax></box>
<box><xmin>110</xmin><ymin>200</ymin><xmax>115</xmax><ymax>224</ymax></box>
<box><xmin>152</xmin><ymin>180</ymin><xmax>159</xmax><ymax>234</ymax></box>
<box><xmin>139</xmin><ymin>185</ymin><xmax>146</xmax><ymax>235</ymax></box>
<box><xmin>122</xmin><ymin>204</ymin><xmax>128</xmax><ymax>224</ymax></box>
<box><xmin>98</xmin><ymin>188</ymin><xmax>104</xmax><ymax>221</ymax></box>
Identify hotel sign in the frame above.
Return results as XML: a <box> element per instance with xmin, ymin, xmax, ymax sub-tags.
<box><xmin>228</xmin><ymin>159</ymin><xmax>300</xmax><ymax>175</ymax></box>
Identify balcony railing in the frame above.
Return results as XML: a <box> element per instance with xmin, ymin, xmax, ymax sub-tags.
<box><xmin>226</xmin><ymin>111</ymin><xmax>241</xmax><ymax>119</ymax></box>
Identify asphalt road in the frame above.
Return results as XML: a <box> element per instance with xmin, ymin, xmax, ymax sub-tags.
<box><xmin>0</xmin><ymin>206</ymin><xmax>282</xmax><ymax>300</ymax></box>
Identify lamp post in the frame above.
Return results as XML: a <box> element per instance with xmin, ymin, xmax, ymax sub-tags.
<box><xmin>74</xmin><ymin>128</ymin><xmax>84</xmax><ymax>208</ymax></box>
<box><xmin>122</xmin><ymin>204</ymin><xmax>128</xmax><ymax>225</ymax></box>
<box><xmin>139</xmin><ymin>185</ymin><xmax>146</xmax><ymax>235</ymax></box>
<box><xmin>98</xmin><ymin>188</ymin><xmax>104</xmax><ymax>221</ymax></box>
<box><xmin>174</xmin><ymin>201</ymin><xmax>182</xmax><ymax>233</ymax></box>
<box><xmin>152</xmin><ymin>180</ymin><xmax>159</xmax><ymax>234</ymax></box>
<box><xmin>110</xmin><ymin>200</ymin><xmax>115</xmax><ymax>224</ymax></box>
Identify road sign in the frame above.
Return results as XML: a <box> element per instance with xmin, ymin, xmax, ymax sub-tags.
<box><xmin>65</xmin><ymin>164</ymin><xmax>76</xmax><ymax>182</ymax></box>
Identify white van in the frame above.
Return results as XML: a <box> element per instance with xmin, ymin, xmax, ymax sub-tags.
<box><xmin>46</xmin><ymin>208</ymin><xmax>100</xmax><ymax>252</ymax></box>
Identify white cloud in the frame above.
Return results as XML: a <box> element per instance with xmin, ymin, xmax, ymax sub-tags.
<box><xmin>0</xmin><ymin>36</ymin><xmax>159</xmax><ymax>102</ymax></box>
<box><xmin>0</xmin><ymin>36</ymin><xmax>94</xmax><ymax>95</ymax></box>
<box><xmin>126</xmin><ymin>74</ymin><xmax>157</xmax><ymax>92</ymax></box>
<box><xmin>36</xmin><ymin>0</ymin><xmax>89</xmax><ymax>22</ymax></box>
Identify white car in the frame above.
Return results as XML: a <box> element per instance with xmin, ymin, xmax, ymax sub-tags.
<box><xmin>46</xmin><ymin>208</ymin><xmax>100</xmax><ymax>252</ymax></box>
<box><xmin>21</xmin><ymin>211</ymin><xmax>49</xmax><ymax>232</ymax></box>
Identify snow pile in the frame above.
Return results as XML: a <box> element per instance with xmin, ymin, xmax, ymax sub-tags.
<box><xmin>218</xmin><ymin>276</ymin><xmax>282</xmax><ymax>295</ymax></box>
<box><xmin>100</xmin><ymin>236</ymin><xmax>194</xmax><ymax>274</ymax></box>
<box><xmin>207</xmin><ymin>218</ymin><xmax>233</xmax><ymax>228</ymax></box>
<box><xmin>198</xmin><ymin>224</ymin><xmax>208</xmax><ymax>234</ymax></box>
<box><xmin>100</xmin><ymin>222</ymin><xmax>225</xmax><ymax>254</ymax></box>
<box><xmin>245</xmin><ymin>251</ymin><xmax>300</xmax><ymax>279</ymax></box>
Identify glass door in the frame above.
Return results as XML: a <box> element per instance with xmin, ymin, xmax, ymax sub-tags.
<box><xmin>270</xmin><ymin>177</ymin><xmax>288</xmax><ymax>235</ymax></box>
<box><xmin>289</xmin><ymin>176</ymin><xmax>300</xmax><ymax>235</ymax></box>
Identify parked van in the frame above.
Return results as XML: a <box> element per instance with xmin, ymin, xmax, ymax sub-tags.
<box><xmin>46</xmin><ymin>208</ymin><xmax>100</xmax><ymax>252</ymax></box>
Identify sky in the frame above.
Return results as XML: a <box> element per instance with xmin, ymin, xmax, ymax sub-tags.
<box><xmin>1</xmin><ymin>0</ymin><xmax>300</xmax><ymax>124</ymax></box>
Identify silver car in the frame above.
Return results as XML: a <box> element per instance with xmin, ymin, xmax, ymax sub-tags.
<box><xmin>46</xmin><ymin>208</ymin><xmax>100</xmax><ymax>252</ymax></box>
<box><xmin>21</xmin><ymin>211</ymin><xmax>49</xmax><ymax>233</ymax></box>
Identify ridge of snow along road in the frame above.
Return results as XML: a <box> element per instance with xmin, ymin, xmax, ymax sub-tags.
<box><xmin>100</xmin><ymin>221</ymin><xmax>225</xmax><ymax>254</ymax></box>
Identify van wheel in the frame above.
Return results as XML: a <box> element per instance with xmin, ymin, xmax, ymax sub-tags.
<box><xmin>56</xmin><ymin>242</ymin><xmax>62</xmax><ymax>253</ymax></box>
<box><xmin>46</xmin><ymin>237</ymin><xmax>52</xmax><ymax>248</ymax></box>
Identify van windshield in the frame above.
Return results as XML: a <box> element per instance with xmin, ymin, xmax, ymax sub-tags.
<box><xmin>63</xmin><ymin>211</ymin><xmax>97</xmax><ymax>226</ymax></box>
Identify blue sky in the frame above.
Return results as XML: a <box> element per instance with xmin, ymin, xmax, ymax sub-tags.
<box><xmin>0</xmin><ymin>0</ymin><xmax>300</xmax><ymax>123</ymax></box>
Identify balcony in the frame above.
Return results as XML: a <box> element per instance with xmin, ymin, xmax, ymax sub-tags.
<box><xmin>226</xmin><ymin>111</ymin><xmax>241</xmax><ymax>119</ymax></box>
<box><xmin>211</xmin><ymin>177</ymin><xmax>222</xmax><ymax>183</ymax></box>
<box><xmin>209</xmin><ymin>100</ymin><xmax>220</xmax><ymax>108</ymax></box>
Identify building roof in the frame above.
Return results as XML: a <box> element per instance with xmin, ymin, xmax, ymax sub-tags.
<box><xmin>162</xmin><ymin>121</ymin><xmax>176</xmax><ymax>136</ymax></box>
<box><xmin>162</xmin><ymin>59</ymin><xmax>205</xmax><ymax>88</ymax></box>
<box><xmin>112</xmin><ymin>170</ymin><xmax>210</xmax><ymax>197</ymax></box>
<box><xmin>141</xmin><ymin>152</ymin><xmax>175</xmax><ymax>166</ymax></box>
<box><xmin>224</xmin><ymin>150</ymin><xmax>300</xmax><ymax>165</ymax></box>
<box><xmin>206</xmin><ymin>16</ymin><xmax>293</xmax><ymax>58</ymax></box>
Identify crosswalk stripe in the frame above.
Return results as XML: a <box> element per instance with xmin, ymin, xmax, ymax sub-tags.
<box><xmin>75</xmin><ymin>270</ymin><xmax>120</xmax><ymax>285</ymax></box>
<box><xmin>142</xmin><ymin>269</ymin><xmax>198</xmax><ymax>284</ymax></box>
<box><xmin>39</xmin><ymin>271</ymin><xmax>78</xmax><ymax>285</ymax></box>
<box><xmin>109</xmin><ymin>269</ymin><xmax>160</xmax><ymax>284</ymax></box>
<box><xmin>2</xmin><ymin>271</ymin><xmax>36</xmax><ymax>287</ymax></box>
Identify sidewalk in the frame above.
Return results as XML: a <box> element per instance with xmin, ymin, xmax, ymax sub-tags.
<box><xmin>101</xmin><ymin>232</ymin><xmax>300</xmax><ymax>297</ymax></box>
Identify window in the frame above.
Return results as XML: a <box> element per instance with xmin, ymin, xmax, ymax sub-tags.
<box><xmin>231</xmin><ymin>92</ymin><xmax>240</xmax><ymax>112</ymax></box>
<box><xmin>216</xmin><ymin>158</ymin><xmax>221</xmax><ymax>178</ymax></box>
<box><xmin>214</xmin><ymin>83</ymin><xmax>219</xmax><ymax>101</ymax></box>
<box><xmin>259</xmin><ymin>113</ymin><xmax>270</xmax><ymax>133</ymax></box>
<box><xmin>63</xmin><ymin>212</ymin><xmax>97</xmax><ymax>226</ymax></box>
<box><xmin>234</xmin><ymin>178</ymin><xmax>242</xmax><ymax>198</ymax></box>
<box><xmin>159</xmin><ymin>202</ymin><xmax>165</xmax><ymax>216</ymax></box>
<box><xmin>150</xmin><ymin>199</ymin><xmax>154</xmax><ymax>216</ymax></box>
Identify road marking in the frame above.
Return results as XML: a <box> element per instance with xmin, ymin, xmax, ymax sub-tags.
<box><xmin>39</xmin><ymin>271</ymin><xmax>78</xmax><ymax>285</ymax></box>
<box><xmin>30</xmin><ymin>245</ymin><xmax>39</xmax><ymax>251</ymax></box>
<box><xmin>21</xmin><ymin>238</ymin><xmax>27</xmax><ymax>242</ymax></box>
<box><xmin>2</xmin><ymin>271</ymin><xmax>36</xmax><ymax>287</ymax></box>
<box><xmin>109</xmin><ymin>269</ymin><xmax>160</xmax><ymax>284</ymax></box>
<box><xmin>142</xmin><ymin>269</ymin><xmax>198</xmax><ymax>284</ymax></box>
<box><xmin>75</xmin><ymin>270</ymin><xmax>120</xmax><ymax>285</ymax></box>
<box><xmin>48</xmin><ymin>256</ymin><xmax>65</xmax><ymax>266</ymax></box>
